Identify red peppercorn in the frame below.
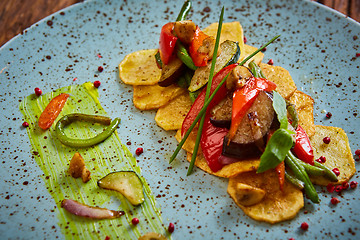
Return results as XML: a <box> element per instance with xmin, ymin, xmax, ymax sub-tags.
<box><xmin>326</xmin><ymin>112</ymin><xmax>332</xmax><ymax>118</ymax></box>
<box><xmin>300</xmin><ymin>222</ymin><xmax>309</xmax><ymax>230</ymax></box>
<box><xmin>243</xmin><ymin>36</ymin><xmax>247</xmax><ymax>44</ymax></box>
<box><xmin>267</xmin><ymin>59</ymin><xmax>274</xmax><ymax>65</ymax></box>
<box><xmin>332</xmin><ymin>168</ymin><xmax>340</xmax><ymax>176</ymax></box>
<box><xmin>356</xmin><ymin>53</ymin><xmax>360</xmax><ymax>57</ymax></box>
<box><xmin>34</xmin><ymin>87</ymin><xmax>42</xmax><ymax>96</ymax></box>
<box><xmin>104</xmin><ymin>236</ymin><xmax>110</xmax><ymax>240</ymax></box>
<box><xmin>327</xmin><ymin>183</ymin><xmax>335</xmax><ymax>193</ymax></box>
<box><xmin>168</xmin><ymin>222</ymin><xmax>175</xmax><ymax>233</ymax></box>
<box><xmin>98</xmin><ymin>66</ymin><xmax>104</xmax><ymax>72</ymax></box>
<box><xmin>135</xmin><ymin>147</ymin><xmax>143</xmax><ymax>156</ymax></box>
<box><xmin>22</xmin><ymin>122</ymin><xmax>29</xmax><ymax>128</ymax></box>
<box><xmin>289</xmin><ymin>238</ymin><xmax>295</xmax><ymax>240</ymax></box>
<box><xmin>261</xmin><ymin>46</ymin><xmax>267</xmax><ymax>52</ymax></box>
<box><xmin>342</xmin><ymin>181</ymin><xmax>349</xmax><ymax>190</ymax></box>
<box><xmin>355</xmin><ymin>149</ymin><xmax>360</xmax><ymax>156</ymax></box>
<box><xmin>350</xmin><ymin>181</ymin><xmax>358</xmax><ymax>189</ymax></box>
<box><xmin>331</xmin><ymin>197</ymin><xmax>340</xmax><ymax>205</ymax></box>
<box><xmin>323</xmin><ymin>137</ymin><xmax>331</xmax><ymax>144</ymax></box>
<box><xmin>335</xmin><ymin>185</ymin><xmax>343</xmax><ymax>193</ymax></box>
<box><xmin>93</xmin><ymin>81</ymin><xmax>101</xmax><ymax>88</ymax></box>
<box><xmin>131</xmin><ymin>218</ymin><xmax>139</xmax><ymax>225</ymax></box>
<box><xmin>319</xmin><ymin>156</ymin><xmax>326</xmax><ymax>163</ymax></box>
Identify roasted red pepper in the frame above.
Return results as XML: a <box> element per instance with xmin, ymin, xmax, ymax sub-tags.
<box><xmin>292</xmin><ymin>124</ymin><xmax>314</xmax><ymax>165</ymax></box>
<box><xmin>181</xmin><ymin>64</ymin><xmax>238</xmax><ymax>137</ymax></box>
<box><xmin>228</xmin><ymin>77</ymin><xmax>277</xmax><ymax>141</ymax></box>
<box><xmin>159</xmin><ymin>22</ymin><xmax>178</xmax><ymax>65</ymax></box>
<box><xmin>189</xmin><ymin>26</ymin><xmax>212</xmax><ymax>67</ymax></box>
<box><xmin>181</xmin><ymin>64</ymin><xmax>238</xmax><ymax>172</ymax></box>
<box><xmin>38</xmin><ymin>93</ymin><xmax>69</xmax><ymax>130</ymax></box>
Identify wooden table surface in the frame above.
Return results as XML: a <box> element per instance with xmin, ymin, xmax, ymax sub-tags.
<box><xmin>0</xmin><ymin>0</ymin><xmax>359</xmax><ymax>47</ymax></box>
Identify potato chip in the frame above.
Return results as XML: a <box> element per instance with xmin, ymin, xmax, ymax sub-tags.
<box><xmin>260</xmin><ymin>63</ymin><xmax>297</xmax><ymax>99</ymax></box>
<box><xmin>186</xmin><ymin>153</ymin><xmax>259</xmax><ymax>178</ymax></box>
<box><xmin>228</xmin><ymin>170</ymin><xmax>304</xmax><ymax>224</ymax></box>
<box><xmin>240</xmin><ymin>44</ymin><xmax>264</xmax><ymax>66</ymax></box>
<box><xmin>133</xmin><ymin>84</ymin><xmax>186</xmax><ymax>110</ymax></box>
<box><xmin>202</xmin><ymin>22</ymin><xmax>245</xmax><ymax>60</ymax></box>
<box><xmin>119</xmin><ymin>49</ymin><xmax>161</xmax><ymax>85</ymax></box>
<box><xmin>175</xmin><ymin>128</ymin><xmax>202</xmax><ymax>155</ymax></box>
<box><xmin>155</xmin><ymin>92</ymin><xmax>193</xmax><ymax>130</ymax></box>
<box><xmin>310</xmin><ymin>125</ymin><xmax>355</xmax><ymax>185</ymax></box>
<box><xmin>289</xmin><ymin>90</ymin><xmax>315</xmax><ymax>137</ymax></box>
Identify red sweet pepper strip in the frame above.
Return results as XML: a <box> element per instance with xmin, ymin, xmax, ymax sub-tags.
<box><xmin>189</xmin><ymin>26</ymin><xmax>212</xmax><ymax>67</ymax></box>
<box><xmin>38</xmin><ymin>93</ymin><xmax>70</xmax><ymax>130</ymax></box>
<box><xmin>181</xmin><ymin>64</ymin><xmax>238</xmax><ymax>137</ymax></box>
<box><xmin>292</xmin><ymin>124</ymin><xmax>314</xmax><ymax>165</ymax></box>
<box><xmin>159</xmin><ymin>22</ymin><xmax>178</xmax><ymax>65</ymax></box>
<box><xmin>228</xmin><ymin>77</ymin><xmax>277</xmax><ymax>141</ymax></box>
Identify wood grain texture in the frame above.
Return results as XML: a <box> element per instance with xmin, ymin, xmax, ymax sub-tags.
<box><xmin>0</xmin><ymin>0</ymin><xmax>359</xmax><ymax>47</ymax></box>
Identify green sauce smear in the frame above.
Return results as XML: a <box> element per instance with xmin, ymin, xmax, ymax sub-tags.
<box><xmin>19</xmin><ymin>82</ymin><xmax>168</xmax><ymax>239</ymax></box>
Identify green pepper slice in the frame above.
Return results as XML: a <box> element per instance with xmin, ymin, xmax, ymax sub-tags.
<box><xmin>55</xmin><ymin>113</ymin><xmax>120</xmax><ymax>148</ymax></box>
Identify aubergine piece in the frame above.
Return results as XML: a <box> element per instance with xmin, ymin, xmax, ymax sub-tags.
<box><xmin>158</xmin><ymin>57</ymin><xmax>186</xmax><ymax>87</ymax></box>
<box><xmin>209</xmin><ymin>94</ymin><xmax>232</xmax><ymax>128</ymax></box>
<box><xmin>222</xmin><ymin>91</ymin><xmax>274</xmax><ymax>159</ymax></box>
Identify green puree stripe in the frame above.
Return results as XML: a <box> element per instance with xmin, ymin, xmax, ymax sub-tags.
<box><xmin>19</xmin><ymin>82</ymin><xmax>167</xmax><ymax>240</ymax></box>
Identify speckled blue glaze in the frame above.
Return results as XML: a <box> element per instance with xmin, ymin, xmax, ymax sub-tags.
<box><xmin>0</xmin><ymin>0</ymin><xmax>359</xmax><ymax>239</ymax></box>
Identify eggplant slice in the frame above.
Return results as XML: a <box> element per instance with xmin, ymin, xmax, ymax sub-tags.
<box><xmin>222</xmin><ymin>91</ymin><xmax>275</xmax><ymax>159</ymax></box>
<box><xmin>158</xmin><ymin>57</ymin><xmax>186</xmax><ymax>87</ymax></box>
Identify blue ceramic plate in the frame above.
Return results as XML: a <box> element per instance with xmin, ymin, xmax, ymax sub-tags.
<box><xmin>0</xmin><ymin>0</ymin><xmax>359</xmax><ymax>239</ymax></box>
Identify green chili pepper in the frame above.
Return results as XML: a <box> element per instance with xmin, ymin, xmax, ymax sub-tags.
<box><xmin>313</xmin><ymin>161</ymin><xmax>338</xmax><ymax>182</ymax></box>
<box><xmin>285</xmin><ymin>151</ymin><xmax>319</xmax><ymax>203</ymax></box>
<box><xmin>176</xmin><ymin>41</ymin><xmax>198</xmax><ymax>70</ymax></box>
<box><xmin>155</xmin><ymin>51</ymin><xmax>162</xmax><ymax>68</ymax></box>
<box><xmin>55</xmin><ymin>113</ymin><xmax>120</xmax><ymax>148</ymax></box>
<box><xmin>176</xmin><ymin>0</ymin><xmax>192</xmax><ymax>21</ymax></box>
<box><xmin>285</xmin><ymin>171</ymin><xmax>304</xmax><ymax>189</ymax></box>
<box><xmin>286</xmin><ymin>101</ymin><xmax>299</xmax><ymax>129</ymax></box>
<box><xmin>248</xmin><ymin>61</ymin><xmax>266</xmax><ymax>79</ymax></box>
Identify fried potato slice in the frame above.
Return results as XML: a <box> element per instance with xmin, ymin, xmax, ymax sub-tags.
<box><xmin>289</xmin><ymin>90</ymin><xmax>315</xmax><ymax>137</ymax></box>
<box><xmin>203</xmin><ymin>22</ymin><xmax>245</xmax><ymax>60</ymax></box>
<box><xmin>186</xmin><ymin>153</ymin><xmax>259</xmax><ymax>178</ymax></box>
<box><xmin>260</xmin><ymin>63</ymin><xmax>297</xmax><ymax>99</ymax></box>
<box><xmin>310</xmin><ymin>125</ymin><xmax>355</xmax><ymax>185</ymax></box>
<box><xmin>133</xmin><ymin>84</ymin><xmax>186</xmax><ymax>110</ymax></box>
<box><xmin>228</xmin><ymin>170</ymin><xmax>304</xmax><ymax>224</ymax></box>
<box><xmin>240</xmin><ymin>44</ymin><xmax>264</xmax><ymax>66</ymax></box>
<box><xmin>119</xmin><ymin>49</ymin><xmax>161</xmax><ymax>85</ymax></box>
<box><xmin>155</xmin><ymin>92</ymin><xmax>193</xmax><ymax>130</ymax></box>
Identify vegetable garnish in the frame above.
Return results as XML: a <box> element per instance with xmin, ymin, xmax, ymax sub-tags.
<box><xmin>61</xmin><ymin>199</ymin><xmax>125</xmax><ymax>219</ymax></box>
<box><xmin>55</xmin><ymin>113</ymin><xmax>120</xmax><ymax>148</ymax></box>
<box><xmin>97</xmin><ymin>171</ymin><xmax>145</xmax><ymax>206</ymax></box>
<box><xmin>38</xmin><ymin>93</ymin><xmax>69</xmax><ymax>130</ymax></box>
<box><xmin>187</xmin><ymin>6</ymin><xmax>225</xmax><ymax>176</ymax></box>
<box><xmin>169</xmin><ymin>36</ymin><xmax>280</xmax><ymax>168</ymax></box>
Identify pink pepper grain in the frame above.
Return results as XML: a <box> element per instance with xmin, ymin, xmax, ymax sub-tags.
<box><xmin>98</xmin><ymin>66</ymin><xmax>104</xmax><ymax>72</ymax></box>
<box><xmin>327</xmin><ymin>183</ymin><xmax>335</xmax><ymax>193</ymax></box>
<box><xmin>22</xmin><ymin>122</ymin><xmax>29</xmax><ymax>128</ymax></box>
<box><xmin>350</xmin><ymin>181</ymin><xmax>358</xmax><ymax>189</ymax></box>
<box><xmin>93</xmin><ymin>81</ymin><xmax>101</xmax><ymax>88</ymax></box>
<box><xmin>323</xmin><ymin>137</ymin><xmax>331</xmax><ymax>144</ymax></box>
<box><xmin>355</xmin><ymin>149</ymin><xmax>360</xmax><ymax>156</ymax></box>
<box><xmin>356</xmin><ymin>53</ymin><xmax>360</xmax><ymax>57</ymax></box>
<box><xmin>135</xmin><ymin>147</ymin><xmax>143</xmax><ymax>156</ymax></box>
<box><xmin>243</xmin><ymin>36</ymin><xmax>247</xmax><ymax>44</ymax></box>
<box><xmin>267</xmin><ymin>59</ymin><xmax>274</xmax><ymax>65</ymax></box>
<box><xmin>326</xmin><ymin>112</ymin><xmax>332</xmax><ymax>118</ymax></box>
<box><xmin>335</xmin><ymin>185</ymin><xmax>343</xmax><ymax>193</ymax></box>
<box><xmin>34</xmin><ymin>87</ymin><xmax>42</xmax><ymax>96</ymax></box>
<box><xmin>131</xmin><ymin>218</ymin><xmax>139</xmax><ymax>225</ymax></box>
<box><xmin>300</xmin><ymin>222</ymin><xmax>309</xmax><ymax>230</ymax></box>
<box><xmin>331</xmin><ymin>197</ymin><xmax>340</xmax><ymax>205</ymax></box>
<box><xmin>332</xmin><ymin>168</ymin><xmax>340</xmax><ymax>176</ymax></box>
<box><xmin>319</xmin><ymin>156</ymin><xmax>326</xmax><ymax>163</ymax></box>
<box><xmin>168</xmin><ymin>222</ymin><xmax>175</xmax><ymax>233</ymax></box>
<box><xmin>342</xmin><ymin>181</ymin><xmax>349</xmax><ymax>190</ymax></box>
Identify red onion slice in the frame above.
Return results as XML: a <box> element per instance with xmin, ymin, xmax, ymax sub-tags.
<box><xmin>61</xmin><ymin>199</ymin><xmax>124</xmax><ymax>219</ymax></box>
